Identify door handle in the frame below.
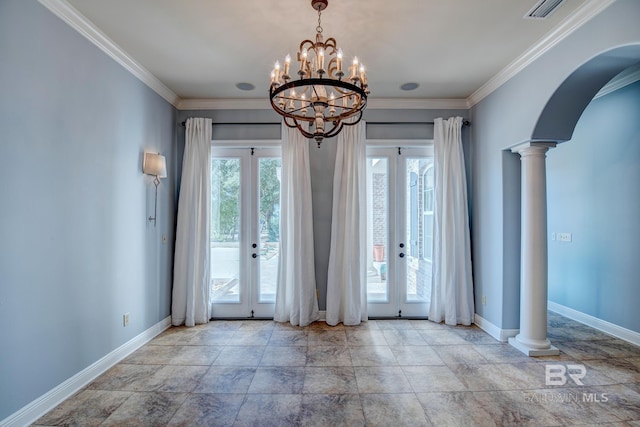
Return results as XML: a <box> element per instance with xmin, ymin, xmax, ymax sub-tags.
<box><xmin>399</xmin><ymin>253</ymin><xmax>405</xmax><ymax>258</ymax></box>
<box><xmin>252</xmin><ymin>253</ymin><xmax>258</xmax><ymax>258</ymax></box>
<box><xmin>399</xmin><ymin>243</ymin><xmax>405</xmax><ymax>248</ymax></box>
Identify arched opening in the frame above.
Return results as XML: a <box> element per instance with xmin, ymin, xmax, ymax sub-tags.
<box><xmin>511</xmin><ymin>45</ymin><xmax>640</xmax><ymax>352</ymax></box>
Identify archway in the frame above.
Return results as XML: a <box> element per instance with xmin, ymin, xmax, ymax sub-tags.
<box><xmin>509</xmin><ymin>44</ymin><xmax>640</xmax><ymax>356</ymax></box>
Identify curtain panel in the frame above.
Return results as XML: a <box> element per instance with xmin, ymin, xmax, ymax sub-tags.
<box><xmin>274</xmin><ymin>123</ymin><xmax>320</xmax><ymax>326</ymax></box>
<box><xmin>429</xmin><ymin>116</ymin><xmax>474</xmax><ymax>325</ymax></box>
<box><xmin>171</xmin><ymin>117</ymin><xmax>212</xmax><ymax>327</ymax></box>
<box><xmin>326</xmin><ymin>121</ymin><xmax>368</xmax><ymax>326</ymax></box>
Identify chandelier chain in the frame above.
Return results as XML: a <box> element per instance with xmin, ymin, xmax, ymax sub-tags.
<box><xmin>316</xmin><ymin>8</ymin><xmax>323</xmax><ymax>34</ymax></box>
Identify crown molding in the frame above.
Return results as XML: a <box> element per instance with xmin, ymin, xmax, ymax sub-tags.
<box><xmin>467</xmin><ymin>0</ymin><xmax>616</xmax><ymax>107</ymax></box>
<box><xmin>367</xmin><ymin>98</ymin><xmax>470</xmax><ymax>110</ymax></box>
<box><xmin>593</xmin><ymin>67</ymin><xmax>640</xmax><ymax>99</ymax></box>
<box><xmin>177</xmin><ymin>98</ymin><xmax>271</xmax><ymax>110</ymax></box>
<box><xmin>38</xmin><ymin>0</ymin><xmax>180</xmax><ymax>107</ymax></box>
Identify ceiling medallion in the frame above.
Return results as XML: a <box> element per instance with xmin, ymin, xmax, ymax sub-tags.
<box><xmin>269</xmin><ymin>0</ymin><xmax>369</xmax><ymax>147</ymax></box>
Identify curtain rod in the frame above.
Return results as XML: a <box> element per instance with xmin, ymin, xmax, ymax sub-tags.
<box><xmin>179</xmin><ymin>120</ymin><xmax>471</xmax><ymax>127</ymax></box>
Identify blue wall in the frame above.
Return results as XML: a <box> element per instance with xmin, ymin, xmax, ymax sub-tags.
<box><xmin>547</xmin><ymin>81</ymin><xmax>640</xmax><ymax>332</ymax></box>
<box><xmin>470</xmin><ymin>0</ymin><xmax>640</xmax><ymax>330</ymax></box>
<box><xmin>0</xmin><ymin>0</ymin><xmax>177</xmax><ymax>419</ymax></box>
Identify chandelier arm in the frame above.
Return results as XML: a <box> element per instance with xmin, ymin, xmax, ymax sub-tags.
<box><xmin>323</xmin><ymin>122</ymin><xmax>345</xmax><ymax>139</ymax></box>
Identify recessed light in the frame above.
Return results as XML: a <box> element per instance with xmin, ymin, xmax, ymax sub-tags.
<box><xmin>236</xmin><ymin>82</ymin><xmax>255</xmax><ymax>91</ymax></box>
<box><xmin>400</xmin><ymin>82</ymin><xmax>419</xmax><ymax>91</ymax></box>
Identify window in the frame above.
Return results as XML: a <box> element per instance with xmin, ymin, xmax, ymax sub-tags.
<box><xmin>422</xmin><ymin>165</ymin><xmax>434</xmax><ymax>261</ymax></box>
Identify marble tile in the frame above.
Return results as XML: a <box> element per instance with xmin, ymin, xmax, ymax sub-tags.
<box><xmin>409</xmin><ymin>320</ymin><xmax>449</xmax><ymax>330</ymax></box>
<box><xmin>151</xmin><ymin>327</ymin><xmax>201</xmax><ymax>346</ymax></box>
<box><xmin>420</xmin><ymin>330</ymin><xmax>471</xmax><ymax>345</ymax></box>
<box><xmin>360</xmin><ymin>393</ymin><xmax>431</xmax><ymax>426</ymax></box>
<box><xmin>433</xmin><ymin>345</ymin><xmax>489</xmax><ymax>366</ymax></box>
<box><xmin>402</xmin><ymin>365</ymin><xmax>467</xmax><ymax>392</ymax></box>
<box><xmin>169</xmin><ymin>345</ymin><xmax>222</xmax><ymax>365</ymax></box>
<box><xmin>587</xmin><ymin>384</ymin><xmax>640</xmax><ymax>421</ymax></box>
<box><xmin>188</xmin><ymin>330</ymin><xmax>235</xmax><ymax>346</ymax></box>
<box><xmin>375</xmin><ymin>319</ymin><xmax>414</xmax><ymax>330</ymax></box>
<box><xmin>345</xmin><ymin>329</ymin><xmax>388</xmax><ymax>346</ymax></box>
<box><xmin>449</xmin><ymin>363</ymin><xmax>539</xmax><ymax>391</ymax></box>
<box><xmin>248</xmin><ymin>367</ymin><xmax>305</xmax><ymax>394</ymax></box>
<box><xmin>234</xmin><ymin>394</ymin><xmax>302</xmax><ymax>426</ymax></box>
<box><xmin>354</xmin><ymin>366</ymin><xmax>413</xmax><ymax>393</ymax></box>
<box><xmin>268</xmin><ymin>330</ymin><xmax>308</xmax><ymax>346</ymax></box>
<box><xmin>417</xmin><ymin>391</ymin><xmax>497</xmax><ymax>426</ymax></box>
<box><xmin>227</xmin><ymin>329</ymin><xmax>272</xmax><ymax>346</ymax></box>
<box><xmin>452</xmin><ymin>328</ymin><xmax>501</xmax><ymax>345</ymax></box>
<box><xmin>390</xmin><ymin>346</ymin><xmax>444</xmax><ymax>366</ymax></box>
<box><xmin>299</xmin><ymin>394</ymin><xmax>365</xmax><ymax>427</ymax></box>
<box><xmin>308</xmin><ymin>321</ymin><xmax>345</xmax><ymax>330</ymax></box>
<box><xmin>555</xmin><ymin>340</ymin><xmax>617</xmax><ymax>360</ymax></box>
<box><xmin>382</xmin><ymin>329</ymin><xmax>428</xmax><ymax>346</ymax></box>
<box><xmin>473</xmin><ymin>390</ymin><xmax>564</xmax><ymax>426</ymax></box>
<box><xmin>306</xmin><ymin>345</ymin><xmax>352</xmax><ymax>366</ymax></box>
<box><xmin>34</xmin><ymin>389</ymin><xmax>132</xmax><ymax>427</ymax></box>
<box><xmin>238</xmin><ymin>320</ymin><xmax>276</xmax><ymax>331</ymax></box>
<box><xmin>154</xmin><ymin>365</ymin><xmax>209</xmax><ymax>393</ymax></box>
<box><xmin>122</xmin><ymin>344</ymin><xmax>179</xmax><ymax>364</ymax></box>
<box><xmin>349</xmin><ymin>346</ymin><xmax>398</xmax><ymax>366</ymax></box>
<box><xmin>307</xmin><ymin>329</ymin><xmax>348</xmax><ymax>346</ymax></box>
<box><xmin>194</xmin><ymin>367</ymin><xmax>256</xmax><ymax>393</ymax></box>
<box><xmin>205</xmin><ymin>320</ymin><xmax>244</xmax><ymax>331</ymax></box>
<box><xmin>167</xmin><ymin>393</ymin><xmax>244</xmax><ymax>427</ymax></box>
<box><xmin>471</xmin><ymin>343</ymin><xmax>532</xmax><ymax>363</ymax></box>
<box><xmin>303</xmin><ymin>367</ymin><xmax>358</xmax><ymax>394</ymax></box>
<box><xmin>101</xmin><ymin>391</ymin><xmax>187</xmax><ymax>426</ymax></box>
<box><xmin>349</xmin><ymin>319</ymin><xmax>379</xmax><ymax>330</ymax></box>
<box><xmin>212</xmin><ymin>345</ymin><xmax>265</xmax><ymax>366</ymax></box>
<box><xmin>87</xmin><ymin>364</ymin><xmax>162</xmax><ymax>391</ymax></box>
<box><xmin>260</xmin><ymin>346</ymin><xmax>307</xmax><ymax>366</ymax></box>
<box><xmin>518</xmin><ymin>388</ymin><xmax>623</xmax><ymax>425</ymax></box>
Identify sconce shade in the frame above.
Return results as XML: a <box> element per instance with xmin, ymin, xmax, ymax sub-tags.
<box><xmin>143</xmin><ymin>152</ymin><xmax>167</xmax><ymax>178</ymax></box>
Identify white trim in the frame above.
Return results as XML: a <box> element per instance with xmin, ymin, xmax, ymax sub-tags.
<box><xmin>0</xmin><ymin>317</ymin><xmax>171</xmax><ymax>427</ymax></box>
<box><xmin>467</xmin><ymin>0</ymin><xmax>616</xmax><ymax>107</ymax></box>
<box><xmin>366</xmin><ymin>139</ymin><xmax>434</xmax><ymax>148</ymax></box>
<box><xmin>594</xmin><ymin>68</ymin><xmax>640</xmax><ymax>99</ymax></box>
<box><xmin>474</xmin><ymin>314</ymin><xmax>519</xmax><ymax>342</ymax></box>
<box><xmin>548</xmin><ymin>301</ymin><xmax>640</xmax><ymax>347</ymax></box>
<box><xmin>210</xmin><ymin>139</ymin><xmax>282</xmax><ymax>148</ymax></box>
<box><xmin>178</xmin><ymin>98</ymin><xmax>271</xmax><ymax>110</ymax></box>
<box><xmin>318</xmin><ymin>310</ymin><xmax>326</xmax><ymax>321</ymax></box>
<box><xmin>37</xmin><ymin>0</ymin><xmax>180</xmax><ymax>107</ymax></box>
<box><xmin>367</xmin><ymin>98</ymin><xmax>470</xmax><ymax>110</ymax></box>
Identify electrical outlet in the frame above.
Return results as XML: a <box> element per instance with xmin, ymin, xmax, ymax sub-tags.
<box><xmin>482</xmin><ymin>295</ymin><xmax>486</xmax><ymax>306</ymax></box>
<box><xmin>123</xmin><ymin>313</ymin><xmax>130</xmax><ymax>327</ymax></box>
<box><xmin>557</xmin><ymin>232</ymin><xmax>572</xmax><ymax>242</ymax></box>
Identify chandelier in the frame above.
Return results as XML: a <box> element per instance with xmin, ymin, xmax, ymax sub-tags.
<box><xmin>269</xmin><ymin>0</ymin><xmax>369</xmax><ymax>147</ymax></box>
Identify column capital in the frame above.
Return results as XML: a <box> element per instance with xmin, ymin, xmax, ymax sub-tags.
<box><xmin>511</xmin><ymin>141</ymin><xmax>557</xmax><ymax>156</ymax></box>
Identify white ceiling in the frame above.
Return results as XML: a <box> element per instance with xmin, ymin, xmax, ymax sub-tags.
<box><xmin>62</xmin><ymin>0</ymin><xmax>589</xmax><ymax>103</ymax></box>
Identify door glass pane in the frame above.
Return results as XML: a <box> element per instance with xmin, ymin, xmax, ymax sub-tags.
<box><xmin>258</xmin><ymin>158</ymin><xmax>281</xmax><ymax>302</ymax></box>
<box><xmin>366</xmin><ymin>158</ymin><xmax>389</xmax><ymax>302</ymax></box>
<box><xmin>405</xmin><ymin>158</ymin><xmax>432</xmax><ymax>303</ymax></box>
<box><xmin>211</xmin><ymin>158</ymin><xmax>241</xmax><ymax>303</ymax></box>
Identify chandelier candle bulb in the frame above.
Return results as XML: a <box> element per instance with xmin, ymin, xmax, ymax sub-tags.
<box><xmin>317</xmin><ymin>48</ymin><xmax>325</xmax><ymax>75</ymax></box>
<box><xmin>350</xmin><ymin>57</ymin><xmax>359</xmax><ymax>81</ymax></box>
<box><xmin>274</xmin><ymin>61</ymin><xmax>281</xmax><ymax>83</ymax></box>
<box><xmin>336</xmin><ymin>48</ymin><xmax>343</xmax><ymax>73</ymax></box>
<box><xmin>283</xmin><ymin>54</ymin><xmax>291</xmax><ymax>78</ymax></box>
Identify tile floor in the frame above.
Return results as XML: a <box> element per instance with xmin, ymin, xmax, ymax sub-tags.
<box><xmin>34</xmin><ymin>312</ymin><xmax>640</xmax><ymax>426</ymax></box>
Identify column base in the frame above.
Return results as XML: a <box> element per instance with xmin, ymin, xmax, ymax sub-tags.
<box><xmin>509</xmin><ymin>337</ymin><xmax>559</xmax><ymax>357</ymax></box>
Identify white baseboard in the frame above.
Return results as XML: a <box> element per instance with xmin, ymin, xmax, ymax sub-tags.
<box><xmin>548</xmin><ymin>301</ymin><xmax>640</xmax><ymax>347</ymax></box>
<box><xmin>474</xmin><ymin>314</ymin><xmax>519</xmax><ymax>342</ymax></box>
<box><xmin>1</xmin><ymin>316</ymin><xmax>171</xmax><ymax>427</ymax></box>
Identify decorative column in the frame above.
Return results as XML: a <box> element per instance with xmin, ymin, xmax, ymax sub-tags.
<box><xmin>509</xmin><ymin>142</ymin><xmax>559</xmax><ymax>356</ymax></box>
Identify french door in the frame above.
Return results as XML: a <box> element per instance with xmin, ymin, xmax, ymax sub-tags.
<box><xmin>366</xmin><ymin>146</ymin><xmax>433</xmax><ymax>317</ymax></box>
<box><xmin>210</xmin><ymin>147</ymin><xmax>281</xmax><ymax>318</ymax></box>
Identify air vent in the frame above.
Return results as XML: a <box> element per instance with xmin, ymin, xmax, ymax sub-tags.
<box><xmin>524</xmin><ymin>0</ymin><xmax>566</xmax><ymax>19</ymax></box>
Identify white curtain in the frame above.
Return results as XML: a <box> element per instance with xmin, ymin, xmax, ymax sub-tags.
<box><xmin>171</xmin><ymin>117</ymin><xmax>212</xmax><ymax>327</ymax></box>
<box><xmin>326</xmin><ymin>121</ymin><xmax>367</xmax><ymax>326</ymax></box>
<box><xmin>429</xmin><ymin>117</ymin><xmax>474</xmax><ymax>325</ymax></box>
<box><xmin>274</xmin><ymin>123</ymin><xmax>320</xmax><ymax>326</ymax></box>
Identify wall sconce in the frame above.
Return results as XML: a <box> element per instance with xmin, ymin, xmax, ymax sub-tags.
<box><xmin>143</xmin><ymin>152</ymin><xmax>167</xmax><ymax>227</ymax></box>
